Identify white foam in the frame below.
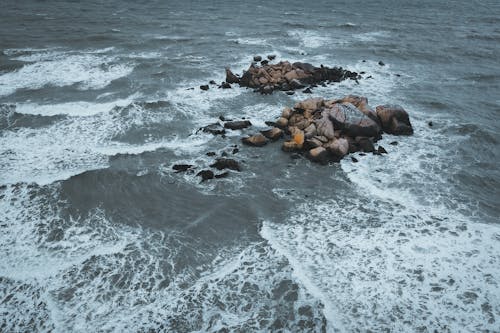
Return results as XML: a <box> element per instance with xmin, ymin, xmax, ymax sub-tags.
<box><xmin>229</xmin><ymin>37</ymin><xmax>270</xmax><ymax>46</ymax></box>
<box><xmin>15</xmin><ymin>96</ymin><xmax>138</xmax><ymax>117</ymax></box>
<box><xmin>0</xmin><ymin>100</ymin><xmax>201</xmax><ymax>185</ymax></box>
<box><xmin>0</xmin><ymin>52</ymin><xmax>134</xmax><ymax>96</ymax></box>
<box><xmin>288</xmin><ymin>30</ymin><xmax>331</xmax><ymax>48</ymax></box>
<box><xmin>353</xmin><ymin>31</ymin><xmax>391</xmax><ymax>42</ymax></box>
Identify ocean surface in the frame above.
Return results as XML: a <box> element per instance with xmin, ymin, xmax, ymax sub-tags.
<box><xmin>1</xmin><ymin>0</ymin><xmax>499</xmax><ymax>332</ymax></box>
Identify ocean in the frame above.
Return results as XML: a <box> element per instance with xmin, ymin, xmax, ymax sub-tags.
<box><xmin>1</xmin><ymin>0</ymin><xmax>499</xmax><ymax>332</ymax></box>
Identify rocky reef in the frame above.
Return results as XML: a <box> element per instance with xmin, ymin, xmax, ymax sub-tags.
<box><xmin>225</xmin><ymin>56</ymin><xmax>360</xmax><ymax>94</ymax></box>
<box><xmin>242</xmin><ymin>95</ymin><xmax>413</xmax><ymax>164</ymax></box>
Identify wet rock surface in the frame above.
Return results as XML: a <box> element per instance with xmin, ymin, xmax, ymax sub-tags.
<box><xmin>225</xmin><ymin>58</ymin><xmax>361</xmax><ymax>94</ymax></box>
<box><xmin>236</xmin><ymin>95</ymin><xmax>413</xmax><ymax>165</ymax></box>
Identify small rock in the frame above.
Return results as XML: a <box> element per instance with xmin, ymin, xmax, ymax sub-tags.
<box><xmin>265</xmin><ymin>121</ymin><xmax>278</xmax><ymax>127</ymax></box>
<box><xmin>351</xmin><ymin>156</ymin><xmax>359</xmax><ymax>163</ymax></box>
<box><xmin>200</xmin><ymin>123</ymin><xmax>225</xmax><ymax>136</ymax></box>
<box><xmin>221</xmin><ymin>82</ymin><xmax>232</xmax><ymax>89</ymax></box>
<box><xmin>200</xmin><ymin>85</ymin><xmax>209</xmax><ymax>91</ymax></box>
<box><xmin>261</xmin><ymin>60</ymin><xmax>269</xmax><ymax>66</ymax></box>
<box><xmin>197</xmin><ymin>170</ymin><xmax>214</xmax><ymax>182</ymax></box>
<box><xmin>282</xmin><ymin>140</ymin><xmax>302</xmax><ymax>152</ymax></box>
<box><xmin>281</xmin><ymin>107</ymin><xmax>293</xmax><ymax>119</ymax></box>
<box><xmin>261</xmin><ymin>85</ymin><xmax>274</xmax><ymax>94</ymax></box>
<box><xmin>378</xmin><ymin>61</ymin><xmax>385</xmax><ymax>66</ymax></box>
<box><xmin>357</xmin><ymin>137</ymin><xmax>375</xmax><ymax>152</ymax></box>
<box><xmin>210</xmin><ymin>158</ymin><xmax>241</xmax><ymax>171</ymax></box>
<box><xmin>219</xmin><ymin>115</ymin><xmax>233</xmax><ymax>122</ymax></box>
<box><xmin>377</xmin><ymin>146</ymin><xmax>388</xmax><ymax>154</ymax></box>
<box><xmin>276</xmin><ymin>117</ymin><xmax>289</xmax><ymax>128</ymax></box>
<box><xmin>428</xmin><ymin>121</ymin><xmax>433</xmax><ymax>127</ymax></box>
<box><xmin>209</xmin><ymin>80</ymin><xmax>217</xmax><ymax>85</ymax></box>
<box><xmin>326</xmin><ymin>138</ymin><xmax>349</xmax><ymax>159</ymax></box>
<box><xmin>289</xmin><ymin>79</ymin><xmax>305</xmax><ymax>89</ymax></box>
<box><xmin>261</xmin><ymin>127</ymin><xmax>283</xmax><ymax>141</ymax></box>
<box><xmin>241</xmin><ymin>133</ymin><xmax>268</xmax><ymax>147</ymax></box>
<box><xmin>389</xmin><ymin>141</ymin><xmax>398</xmax><ymax>146</ymax></box>
<box><xmin>267</xmin><ymin>54</ymin><xmax>276</xmax><ymax>60</ymax></box>
<box><xmin>286</xmin><ymin>91</ymin><xmax>295</xmax><ymax>95</ymax></box>
<box><xmin>232</xmin><ymin>148</ymin><xmax>239</xmax><ymax>154</ymax></box>
<box><xmin>224</xmin><ymin>120</ymin><xmax>252</xmax><ymax>130</ymax></box>
<box><xmin>215</xmin><ymin>172</ymin><xmax>229</xmax><ymax>179</ymax></box>
<box><xmin>306</xmin><ymin>146</ymin><xmax>329</xmax><ymax>164</ymax></box>
<box><xmin>302</xmin><ymin>88</ymin><xmax>312</xmax><ymax>94</ymax></box>
<box><xmin>253</xmin><ymin>55</ymin><xmax>262</xmax><ymax>62</ymax></box>
<box><xmin>172</xmin><ymin>164</ymin><xmax>192</xmax><ymax>173</ymax></box>
<box><xmin>206</xmin><ymin>152</ymin><xmax>216</xmax><ymax>156</ymax></box>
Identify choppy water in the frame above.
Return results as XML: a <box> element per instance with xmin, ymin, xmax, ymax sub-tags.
<box><xmin>1</xmin><ymin>0</ymin><xmax>499</xmax><ymax>332</ymax></box>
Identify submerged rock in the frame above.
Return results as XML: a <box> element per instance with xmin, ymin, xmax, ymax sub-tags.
<box><xmin>199</xmin><ymin>123</ymin><xmax>225</xmax><ymax>136</ymax></box>
<box><xmin>197</xmin><ymin>170</ymin><xmax>214</xmax><ymax>182</ymax></box>
<box><xmin>210</xmin><ymin>158</ymin><xmax>241</xmax><ymax>171</ymax></box>
<box><xmin>172</xmin><ymin>164</ymin><xmax>193</xmax><ymax>173</ymax></box>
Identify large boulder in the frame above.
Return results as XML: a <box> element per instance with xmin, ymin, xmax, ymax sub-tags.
<box><xmin>326</xmin><ymin>138</ymin><xmax>349</xmax><ymax>160</ymax></box>
<box><xmin>315</xmin><ymin>110</ymin><xmax>335</xmax><ymax>140</ymax></box>
<box><xmin>241</xmin><ymin>134</ymin><xmax>268</xmax><ymax>147</ymax></box>
<box><xmin>326</xmin><ymin>103</ymin><xmax>381</xmax><ymax>138</ymax></box>
<box><xmin>376</xmin><ymin>105</ymin><xmax>414</xmax><ymax>135</ymax></box>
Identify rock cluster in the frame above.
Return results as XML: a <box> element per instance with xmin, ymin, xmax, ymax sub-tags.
<box><xmin>242</xmin><ymin>95</ymin><xmax>413</xmax><ymax>164</ymax></box>
<box><xmin>226</xmin><ymin>58</ymin><xmax>360</xmax><ymax>94</ymax></box>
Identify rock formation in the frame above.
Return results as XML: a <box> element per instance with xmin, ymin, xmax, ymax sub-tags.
<box><xmin>225</xmin><ymin>59</ymin><xmax>360</xmax><ymax>94</ymax></box>
<box><xmin>241</xmin><ymin>95</ymin><xmax>413</xmax><ymax>164</ymax></box>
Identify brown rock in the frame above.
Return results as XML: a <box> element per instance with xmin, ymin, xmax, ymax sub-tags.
<box><xmin>306</xmin><ymin>146</ymin><xmax>330</xmax><ymax>164</ymax></box>
<box><xmin>276</xmin><ymin>117</ymin><xmax>289</xmax><ymax>128</ymax></box>
<box><xmin>241</xmin><ymin>134</ymin><xmax>268</xmax><ymax>147</ymax></box>
<box><xmin>281</xmin><ymin>107</ymin><xmax>293</xmax><ymax>119</ymax></box>
<box><xmin>304</xmin><ymin>123</ymin><xmax>317</xmax><ymax>139</ymax></box>
<box><xmin>303</xmin><ymin>137</ymin><xmax>323</xmax><ymax>150</ymax></box>
<box><xmin>326</xmin><ymin>138</ymin><xmax>349</xmax><ymax>159</ymax></box>
<box><xmin>315</xmin><ymin>111</ymin><xmax>335</xmax><ymax>140</ymax></box>
<box><xmin>282</xmin><ymin>140</ymin><xmax>303</xmax><ymax>152</ymax></box>
<box><xmin>291</xmin><ymin>128</ymin><xmax>305</xmax><ymax>145</ymax></box>
<box><xmin>260</xmin><ymin>127</ymin><xmax>283</xmax><ymax>141</ymax></box>
<box><xmin>294</xmin><ymin>97</ymin><xmax>324</xmax><ymax>112</ymax></box>
<box><xmin>376</xmin><ymin>105</ymin><xmax>413</xmax><ymax>135</ymax></box>
<box><xmin>284</xmin><ymin>70</ymin><xmax>299</xmax><ymax>82</ymax></box>
<box><xmin>225</xmin><ymin>68</ymin><xmax>240</xmax><ymax>84</ymax></box>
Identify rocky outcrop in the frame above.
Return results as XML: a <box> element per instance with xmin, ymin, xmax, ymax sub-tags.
<box><xmin>376</xmin><ymin>105</ymin><xmax>414</xmax><ymax>135</ymax></box>
<box><xmin>236</xmin><ymin>95</ymin><xmax>413</xmax><ymax>164</ymax></box>
<box><xmin>226</xmin><ymin>59</ymin><xmax>360</xmax><ymax>94</ymax></box>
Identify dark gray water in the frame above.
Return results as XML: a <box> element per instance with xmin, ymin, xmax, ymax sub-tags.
<box><xmin>1</xmin><ymin>1</ymin><xmax>499</xmax><ymax>332</ymax></box>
